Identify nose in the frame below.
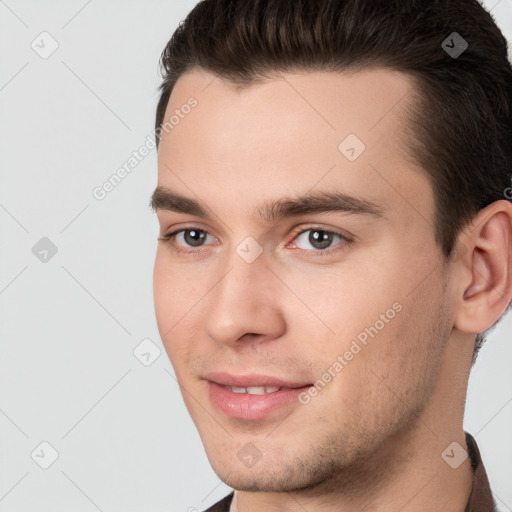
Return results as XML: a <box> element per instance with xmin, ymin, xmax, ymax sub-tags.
<box><xmin>204</xmin><ymin>250</ymin><xmax>286</xmax><ymax>348</ymax></box>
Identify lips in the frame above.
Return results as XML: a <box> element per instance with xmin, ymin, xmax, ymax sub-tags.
<box><xmin>204</xmin><ymin>372</ymin><xmax>313</xmax><ymax>420</ymax></box>
<box><xmin>203</xmin><ymin>371</ymin><xmax>311</xmax><ymax>389</ymax></box>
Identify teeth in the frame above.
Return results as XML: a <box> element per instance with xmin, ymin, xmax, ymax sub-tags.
<box><xmin>226</xmin><ymin>385</ymin><xmax>281</xmax><ymax>394</ymax></box>
<box><xmin>245</xmin><ymin>386</ymin><xmax>266</xmax><ymax>395</ymax></box>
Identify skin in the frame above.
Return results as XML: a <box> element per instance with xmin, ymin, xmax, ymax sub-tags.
<box><xmin>152</xmin><ymin>67</ymin><xmax>512</xmax><ymax>511</ymax></box>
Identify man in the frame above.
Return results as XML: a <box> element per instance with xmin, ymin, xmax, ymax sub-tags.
<box><xmin>150</xmin><ymin>0</ymin><xmax>512</xmax><ymax>510</ymax></box>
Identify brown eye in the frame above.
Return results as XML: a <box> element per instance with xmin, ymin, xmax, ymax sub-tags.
<box><xmin>158</xmin><ymin>228</ymin><xmax>215</xmax><ymax>252</ymax></box>
<box><xmin>182</xmin><ymin>229</ymin><xmax>208</xmax><ymax>247</ymax></box>
<box><xmin>308</xmin><ymin>230</ymin><xmax>335</xmax><ymax>250</ymax></box>
<box><xmin>293</xmin><ymin>228</ymin><xmax>346</xmax><ymax>251</ymax></box>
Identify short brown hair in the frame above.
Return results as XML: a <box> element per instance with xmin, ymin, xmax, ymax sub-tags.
<box><xmin>155</xmin><ymin>0</ymin><xmax>512</xmax><ymax>362</ymax></box>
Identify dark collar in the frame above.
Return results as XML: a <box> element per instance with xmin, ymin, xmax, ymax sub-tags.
<box><xmin>203</xmin><ymin>491</ymin><xmax>234</xmax><ymax>512</ymax></box>
<box><xmin>464</xmin><ymin>431</ymin><xmax>496</xmax><ymax>511</ymax></box>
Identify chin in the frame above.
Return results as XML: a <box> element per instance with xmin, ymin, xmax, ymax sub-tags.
<box><xmin>210</xmin><ymin>469</ymin><xmax>290</xmax><ymax>493</ymax></box>
<box><xmin>205</xmin><ymin>447</ymin><xmax>322</xmax><ymax>493</ymax></box>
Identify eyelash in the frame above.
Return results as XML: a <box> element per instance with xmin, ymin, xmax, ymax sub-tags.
<box><xmin>158</xmin><ymin>226</ymin><xmax>352</xmax><ymax>256</ymax></box>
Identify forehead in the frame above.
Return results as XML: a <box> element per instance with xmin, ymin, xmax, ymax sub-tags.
<box><xmin>162</xmin><ymin>66</ymin><xmax>416</xmax><ymax>140</ymax></box>
<box><xmin>156</xmin><ymin>67</ymin><xmax>432</xmax><ymax>225</ymax></box>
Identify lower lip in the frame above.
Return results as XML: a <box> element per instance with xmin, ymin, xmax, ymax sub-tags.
<box><xmin>207</xmin><ymin>381</ymin><xmax>312</xmax><ymax>421</ymax></box>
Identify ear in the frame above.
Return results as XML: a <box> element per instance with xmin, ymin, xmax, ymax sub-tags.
<box><xmin>453</xmin><ymin>200</ymin><xmax>512</xmax><ymax>334</ymax></box>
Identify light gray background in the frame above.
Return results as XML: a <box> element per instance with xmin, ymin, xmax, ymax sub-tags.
<box><xmin>0</xmin><ymin>1</ymin><xmax>510</xmax><ymax>511</ymax></box>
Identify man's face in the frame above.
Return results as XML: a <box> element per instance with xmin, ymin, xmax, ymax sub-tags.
<box><xmin>153</xmin><ymin>68</ymin><xmax>456</xmax><ymax>491</ymax></box>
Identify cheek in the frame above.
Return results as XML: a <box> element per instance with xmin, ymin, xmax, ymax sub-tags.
<box><xmin>153</xmin><ymin>250</ymin><xmax>201</xmax><ymax>325</ymax></box>
<box><xmin>153</xmin><ymin>252</ymin><xmax>188</xmax><ymax>358</ymax></box>
<box><xmin>297</xmin><ymin>248</ymin><xmax>444</xmax><ymax>386</ymax></box>
<box><xmin>284</xmin><ymin>262</ymin><xmax>399</xmax><ymax>347</ymax></box>
<box><xmin>347</xmin><ymin>274</ymin><xmax>449</xmax><ymax>407</ymax></box>
<box><xmin>153</xmin><ymin>251</ymin><xmax>208</xmax><ymax>372</ymax></box>
<box><xmin>314</xmin><ymin>296</ymin><xmax>446</xmax><ymax>441</ymax></box>
<box><xmin>153</xmin><ymin>251</ymin><xmax>173</xmax><ymax>332</ymax></box>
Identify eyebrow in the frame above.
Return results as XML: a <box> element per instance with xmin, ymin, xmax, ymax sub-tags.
<box><xmin>150</xmin><ymin>186</ymin><xmax>385</xmax><ymax>222</ymax></box>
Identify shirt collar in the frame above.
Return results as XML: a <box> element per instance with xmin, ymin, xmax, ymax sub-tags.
<box><xmin>464</xmin><ymin>431</ymin><xmax>496</xmax><ymax>512</ymax></box>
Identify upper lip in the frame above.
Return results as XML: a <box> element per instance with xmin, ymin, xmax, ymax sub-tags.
<box><xmin>204</xmin><ymin>371</ymin><xmax>311</xmax><ymax>389</ymax></box>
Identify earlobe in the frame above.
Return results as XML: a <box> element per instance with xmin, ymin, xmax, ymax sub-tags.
<box><xmin>454</xmin><ymin>201</ymin><xmax>512</xmax><ymax>334</ymax></box>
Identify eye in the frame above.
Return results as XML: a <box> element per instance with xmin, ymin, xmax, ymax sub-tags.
<box><xmin>159</xmin><ymin>226</ymin><xmax>350</xmax><ymax>255</ymax></box>
<box><xmin>158</xmin><ymin>228</ymin><xmax>216</xmax><ymax>251</ymax></box>
<box><xmin>291</xmin><ymin>228</ymin><xmax>348</xmax><ymax>252</ymax></box>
